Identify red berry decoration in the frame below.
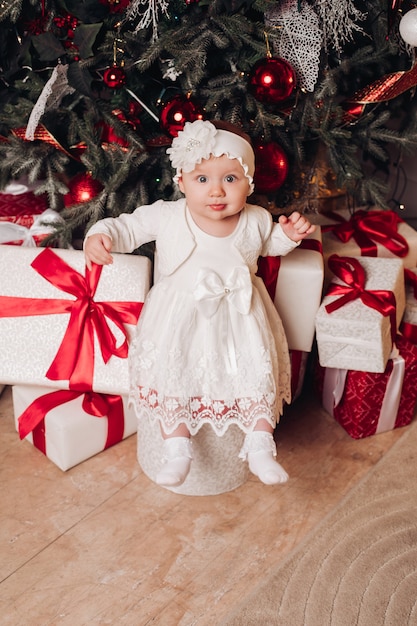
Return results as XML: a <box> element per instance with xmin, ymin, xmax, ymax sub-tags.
<box><xmin>103</xmin><ymin>64</ymin><xmax>126</xmax><ymax>89</ymax></box>
<box><xmin>249</xmin><ymin>57</ymin><xmax>296</xmax><ymax>104</ymax></box>
<box><xmin>63</xmin><ymin>172</ymin><xmax>103</xmax><ymax>206</ymax></box>
<box><xmin>159</xmin><ymin>94</ymin><xmax>204</xmax><ymax>137</ymax></box>
<box><xmin>253</xmin><ymin>141</ymin><xmax>289</xmax><ymax>194</ymax></box>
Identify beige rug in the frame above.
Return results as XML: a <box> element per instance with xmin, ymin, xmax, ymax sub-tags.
<box><xmin>223</xmin><ymin>420</ymin><xmax>417</xmax><ymax>626</ymax></box>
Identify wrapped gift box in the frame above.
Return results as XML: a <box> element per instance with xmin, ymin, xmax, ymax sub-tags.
<box><xmin>257</xmin><ymin>228</ymin><xmax>324</xmax><ymax>352</ymax></box>
<box><xmin>0</xmin><ymin>247</ymin><xmax>151</xmax><ymax>393</ymax></box>
<box><xmin>0</xmin><ymin>209</ymin><xmax>63</xmax><ymax>246</ymax></box>
<box><xmin>13</xmin><ymin>385</ymin><xmax>137</xmax><ymax>471</ymax></box>
<box><xmin>315</xmin><ymin>255</ymin><xmax>405</xmax><ymax>373</ymax></box>
<box><xmin>0</xmin><ymin>180</ymin><xmax>67</xmax><ymax>247</ymax></box>
<box><xmin>309</xmin><ymin>207</ymin><xmax>417</xmax><ymax>288</ymax></box>
<box><xmin>318</xmin><ymin>335</ymin><xmax>417</xmax><ymax>439</ymax></box>
<box><xmin>0</xmin><ymin>186</ymin><xmax>48</xmax><ymax>228</ymax></box>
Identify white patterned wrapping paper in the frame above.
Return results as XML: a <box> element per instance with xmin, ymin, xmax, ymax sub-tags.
<box><xmin>309</xmin><ymin>207</ymin><xmax>417</xmax><ymax>288</ymax></box>
<box><xmin>272</xmin><ymin>228</ymin><xmax>324</xmax><ymax>352</ymax></box>
<box><xmin>315</xmin><ymin>256</ymin><xmax>405</xmax><ymax>373</ymax></box>
<box><xmin>12</xmin><ymin>385</ymin><xmax>137</xmax><ymax>471</ymax></box>
<box><xmin>0</xmin><ymin>247</ymin><xmax>151</xmax><ymax>393</ymax></box>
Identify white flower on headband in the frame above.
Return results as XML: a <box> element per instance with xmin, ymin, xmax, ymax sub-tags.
<box><xmin>167</xmin><ymin>120</ymin><xmax>217</xmax><ymax>173</ymax></box>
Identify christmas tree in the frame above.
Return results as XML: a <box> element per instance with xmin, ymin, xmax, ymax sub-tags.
<box><xmin>1</xmin><ymin>0</ymin><xmax>417</xmax><ymax>247</ymax></box>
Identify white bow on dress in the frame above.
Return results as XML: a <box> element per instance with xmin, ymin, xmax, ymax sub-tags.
<box><xmin>193</xmin><ymin>266</ymin><xmax>252</xmax><ymax>318</ymax></box>
<box><xmin>193</xmin><ymin>266</ymin><xmax>253</xmax><ymax>373</ymax></box>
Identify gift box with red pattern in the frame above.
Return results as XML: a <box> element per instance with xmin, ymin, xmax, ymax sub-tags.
<box><xmin>318</xmin><ymin>335</ymin><xmax>417</xmax><ymax>439</ymax></box>
<box><xmin>0</xmin><ymin>184</ymin><xmax>61</xmax><ymax>246</ymax></box>
<box><xmin>0</xmin><ymin>185</ymin><xmax>48</xmax><ymax>227</ymax></box>
<box><xmin>0</xmin><ymin>208</ymin><xmax>63</xmax><ymax>246</ymax></box>
<box><xmin>12</xmin><ymin>384</ymin><xmax>137</xmax><ymax>471</ymax></box>
<box><xmin>257</xmin><ymin>228</ymin><xmax>324</xmax><ymax>353</ymax></box>
<box><xmin>315</xmin><ymin>255</ymin><xmax>405</xmax><ymax>373</ymax></box>
<box><xmin>309</xmin><ymin>207</ymin><xmax>417</xmax><ymax>288</ymax></box>
<box><xmin>0</xmin><ymin>246</ymin><xmax>151</xmax><ymax>393</ymax></box>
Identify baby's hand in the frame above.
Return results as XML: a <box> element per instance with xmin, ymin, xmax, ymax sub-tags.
<box><xmin>84</xmin><ymin>233</ymin><xmax>113</xmax><ymax>270</ymax></box>
<box><xmin>278</xmin><ymin>212</ymin><xmax>316</xmax><ymax>242</ymax></box>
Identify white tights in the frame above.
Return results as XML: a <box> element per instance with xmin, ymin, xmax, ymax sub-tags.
<box><xmin>156</xmin><ymin>427</ymin><xmax>288</xmax><ymax>488</ymax></box>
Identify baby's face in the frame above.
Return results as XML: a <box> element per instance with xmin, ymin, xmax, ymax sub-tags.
<box><xmin>178</xmin><ymin>154</ymin><xmax>250</xmax><ymax>229</ymax></box>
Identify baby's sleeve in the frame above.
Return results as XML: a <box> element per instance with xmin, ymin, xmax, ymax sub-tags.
<box><xmin>85</xmin><ymin>200</ymin><xmax>164</xmax><ymax>253</ymax></box>
<box><xmin>260</xmin><ymin>213</ymin><xmax>300</xmax><ymax>258</ymax></box>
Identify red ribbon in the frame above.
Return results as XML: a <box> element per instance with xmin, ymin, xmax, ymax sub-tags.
<box><xmin>0</xmin><ymin>248</ymin><xmax>143</xmax><ymax>390</ymax></box>
<box><xmin>257</xmin><ymin>238</ymin><xmax>323</xmax><ymax>301</ymax></box>
<box><xmin>290</xmin><ymin>349</ymin><xmax>305</xmax><ymax>399</ymax></box>
<box><xmin>257</xmin><ymin>256</ymin><xmax>281</xmax><ymax>301</ymax></box>
<box><xmin>19</xmin><ymin>389</ymin><xmax>125</xmax><ymax>452</ymax></box>
<box><xmin>322</xmin><ymin>210</ymin><xmax>408</xmax><ymax>258</ymax></box>
<box><xmin>325</xmin><ymin>255</ymin><xmax>398</xmax><ymax>342</ymax></box>
<box><xmin>400</xmin><ymin>321</ymin><xmax>417</xmax><ymax>344</ymax></box>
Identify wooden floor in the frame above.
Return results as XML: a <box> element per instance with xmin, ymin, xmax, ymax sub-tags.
<box><xmin>0</xmin><ymin>381</ymin><xmax>406</xmax><ymax>625</ymax></box>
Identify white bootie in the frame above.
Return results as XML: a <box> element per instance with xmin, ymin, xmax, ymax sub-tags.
<box><xmin>156</xmin><ymin>437</ymin><xmax>193</xmax><ymax>487</ymax></box>
<box><xmin>239</xmin><ymin>431</ymin><xmax>288</xmax><ymax>485</ymax></box>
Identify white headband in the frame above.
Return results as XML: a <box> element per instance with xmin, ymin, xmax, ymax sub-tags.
<box><xmin>167</xmin><ymin>120</ymin><xmax>255</xmax><ymax>193</ymax></box>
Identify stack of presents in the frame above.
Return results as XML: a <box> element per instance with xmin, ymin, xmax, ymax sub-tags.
<box><xmin>0</xmin><ymin>183</ymin><xmax>152</xmax><ymax>470</ymax></box>
<box><xmin>1</xmin><ymin>181</ymin><xmax>417</xmax><ymax>471</ymax></box>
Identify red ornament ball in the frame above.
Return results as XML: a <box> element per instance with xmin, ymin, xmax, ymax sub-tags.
<box><xmin>103</xmin><ymin>64</ymin><xmax>126</xmax><ymax>89</ymax></box>
<box><xmin>249</xmin><ymin>57</ymin><xmax>296</xmax><ymax>104</ymax></box>
<box><xmin>253</xmin><ymin>141</ymin><xmax>289</xmax><ymax>194</ymax></box>
<box><xmin>63</xmin><ymin>172</ymin><xmax>104</xmax><ymax>206</ymax></box>
<box><xmin>160</xmin><ymin>94</ymin><xmax>204</xmax><ymax>137</ymax></box>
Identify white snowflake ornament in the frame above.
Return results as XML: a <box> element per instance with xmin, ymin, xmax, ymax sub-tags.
<box><xmin>265</xmin><ymin>0</ymin><xmax>322</xmax><ymax>93</ymax></box>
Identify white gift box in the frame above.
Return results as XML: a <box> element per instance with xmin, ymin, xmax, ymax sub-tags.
<box><xmin>310</xmin><ymin>207</ymin><xmax>417</xmax><ymax>288</ymax></box>
<box><xmin>315</xmin><ymin>256</ymin><xmax>405</xmax><ymax>373</ymax></box>
<box><xmin>13</xmin><ymin>384</ymin><xmax>137</xmax><ymax>471</ymax></box>
<box><xmin>0</xmin><ymin>247</ymin><xmax>151</xmax><ymax>393</ymax></box>
<box><xmin>258</xmin><ymin>228</ymin><xmax>324</xmax><ymax>352</ymax></box>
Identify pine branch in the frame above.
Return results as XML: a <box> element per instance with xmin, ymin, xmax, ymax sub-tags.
<box><xmin>0</xmin><ymin>0</ymin><xmax>24</xmax><ymax>22</ymax></box>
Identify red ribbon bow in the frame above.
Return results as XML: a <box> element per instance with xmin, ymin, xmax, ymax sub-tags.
<box><xmin>325</xmin><ymin>255</ymin><xmax>398</xmax><ymax>341</ymax></box>
<box><xmin>18</xmin><ymin>389</ymin><xmax>125</xmax><ymax>452</ymax></box>
<box><xmin>322</xmin><ymin>210</ymin><xmax>408</xmax><ymax>258</ymax></box>
<box><xmin>0</xmin><ymin>248</ymin><xmax>143</xmax><ymax>390</ymax></box>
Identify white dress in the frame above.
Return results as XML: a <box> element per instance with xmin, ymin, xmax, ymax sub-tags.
<box><xmin>128</xmin><ymin>207</ymin><xmax>291</xmax><ymax>436</ymax></box>
<box><xmin>85</xmin><ymin>198</ymin><xmax>296</xmax><ymax>437</ymax></box>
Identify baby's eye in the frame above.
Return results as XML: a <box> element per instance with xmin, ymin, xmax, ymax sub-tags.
<box><xmin>225</xmin><ymin>175</ymin><xmax>236</xmax><ymax>183</ymax></box>
<box><xmin>197</xmin><ymin>175</ymin><xmax>207</xmax><ymax>183</ymax></box>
